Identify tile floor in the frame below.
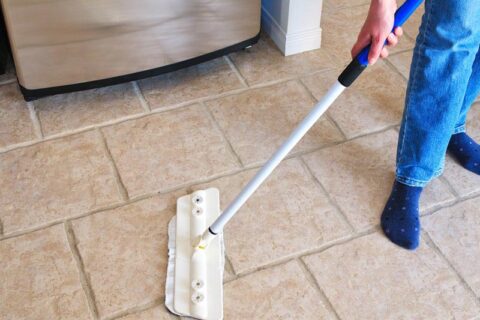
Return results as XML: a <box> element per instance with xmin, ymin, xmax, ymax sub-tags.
<box><xmin>1</xmin><ymin>2</ymin><xmax>480</xmax><ymax>320</ymax></box>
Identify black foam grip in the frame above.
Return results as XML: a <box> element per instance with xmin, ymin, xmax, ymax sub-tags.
<box><xmin>338</xmin><ymin>59</ymin><xmax>367</xmax><ymax>87</ymax></box>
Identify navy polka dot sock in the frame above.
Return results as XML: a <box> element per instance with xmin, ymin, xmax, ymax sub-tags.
<box><xmin>381</xmin><ymin>181</ymin><xmax>423</xmax><ymax>250</ymax></box>
<box><xmin>448</xmin><ymin>132</ymin><xmax>480</xmax><ymax>175</ymax></box>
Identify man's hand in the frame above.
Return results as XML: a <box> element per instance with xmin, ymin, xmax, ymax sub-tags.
<box><xmin>351</xmin><ymin>0</ymin><xmax>402</xmax><ymax>65</ymax></box>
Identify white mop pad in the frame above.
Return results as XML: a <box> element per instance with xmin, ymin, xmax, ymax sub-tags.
<box><xmin>165</xmin><ymin>191</ymin><xmax>225</xmax><ymax>319</ymax></box>
<box><xmin>165</xmin><ymin>216</ymin><xmax>180</xmax><ymax>315</ymax></box>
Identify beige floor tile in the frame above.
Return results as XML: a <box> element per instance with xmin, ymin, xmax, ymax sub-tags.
<box><xmin>422</xmin><ymin>178</ymin><xmax>457</xmax><ymax>211</ymax></box>
<box><xmin>321</xmin><ymin>5</ymin><xmax>414</xmax><ymax>66</ymax></box>
<box><xmin>0</xmin><ymin>224</ymin><xmax>91</xmax><ymax>320</ymax></box>
<box><xmin>117</xmin><ymin>305</ymin><xmax>173</xmax><ymax>320</ymax></box>
<box><xmin>443</xmin><ymin>155</ymin><xmax>480</xmax><ymax>197</ymax></box>
<box><xmin>424</xmin><ymin>197</ymin><xmax>480</xmax><ymax>296</ymax></box>
<box><xmin>224</xmin><ymin>260</ymin><xmax>334</xmax><ymax>320</ymax></box>
<box><xmin>102</xmin><ymin>105</ymin><xmax>240</xmax><ymax>198</ymax></box>
<box><xmin>303</xmin><ymin>130</ymin><xmax>455</xmax><ymax>230</ymax></box>
<box><xmin>388</xmin><ymin>50</ymin><xmax>413</xmax><ymax>79</ymax></box>
<box><xmin>303</xmin><ymin>232</ymin><xmax>480</xmax><ymax>320</ymax></box>
<box><xmin>207</xmin><ymin>80</ymin><xmax>343</xmax><ymax>166</ymax></box>
<box><xmin>0</xmin><ymin>84</ymin><xmax>36</xmax><ymax>148</ymax></box>
<box><xmin>71</xmin><ymin>192</ymin><xmax>183</xmax><ymax>319</ymax></box>
<box><xmin>35</xmin><ymin>83</ymin><xmax>144</xmax><ymax>136</ymax></box>
<box><xmin>138</xmin><ymin>58</ymin><xmax>243</xmax><ymax>110</ymax></box>
<box><xmin>302</xmin><ymin>63</ymin><xmax>406</xmax><ymax>139</ymax></box>
<box><xmin>0</xmin><ymin>131</ymin><xmax>121</xmax><ymax>235</ymax></box>
<box><xmin>402</xmin><ymin>3</ymin><xmax>424</xmax><ymax>41</ymax></box>
<box><xmin>193</xmin><ymin>158</ymin><xmax>351</xmax><ymax>274</ymax></box>
<box><xmin>322</xmin><ymin>0</ymin><xmax>370</xmax><ymax>14</ymax></box>
<box><xmin>229</xmin><ymin>33</ymin><xmax>333</xmax><ymax>86</ymax></box>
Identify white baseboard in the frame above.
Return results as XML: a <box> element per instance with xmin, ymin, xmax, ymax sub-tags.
<box><xmin>261</xmin><ymin>6</ymin><xmax>322</xmax><ymax>56</ymax></box>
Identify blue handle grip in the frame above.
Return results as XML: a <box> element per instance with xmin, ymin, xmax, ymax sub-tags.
<box><xmin>357</xmin><ymin>0</ymin><xmax>423</xmax><ymax>66</ymax></box>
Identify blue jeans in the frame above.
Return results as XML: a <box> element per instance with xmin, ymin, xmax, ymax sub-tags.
<box><xmin>396</xmin><ymin>0</ymin><xmax>480</xmax><ymax>187</ymax></box>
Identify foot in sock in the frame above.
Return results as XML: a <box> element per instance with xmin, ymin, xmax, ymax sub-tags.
<box><xmin>448</xmin><ymin>132</ymin><xmax>480</xmax><ymax>175</ymax></box>
<box><xmin>381</xmin><ymin>181</ymin><xmax>423</xmax><ymax>250</ymax></box>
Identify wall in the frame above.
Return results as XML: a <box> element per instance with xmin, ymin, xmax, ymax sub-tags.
<box><xmin>261</xmin><ymin>0</ymin><xmax>323</xmax><ymax>56</ymax></box>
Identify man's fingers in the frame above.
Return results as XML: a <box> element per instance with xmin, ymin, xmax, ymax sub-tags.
<box><xmin>380</xmin><ymin>47</ymin><xmax>389</xmax><ymax>58</ymax></box>
<box><xmin>351</xmin><ymin>33</ymin><xmax>371</xmax><ymax>58</ymax></box>
<box><xmin>352</xmin><ymin>27</ymin><xmax>402</xmax><ymax>62</ymax></box>
<box><xmin>394</xmin><ymin>26</ymin><xmax>403</xmax><ymax>37</ymax></box>
<box><xmin>386</xmin><ymin>33</ymin><xmax>398</xmax><ymax>47</ymax></box>
<box><xmin>368</xmin><ymin>34</ymin><xmax>387</xmax><ymax>65</ymax></box>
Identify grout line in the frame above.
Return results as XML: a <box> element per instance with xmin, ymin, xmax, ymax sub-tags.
<box><xmin>0</xmin><ymin>78</ymin><xmax>16</xmax><ymax>86</ymax></box>
<box><xmin>325</xmin><ymin>111</ymin><xmax>348</xmax><ymax>141</ymax></box>
<box><xmin>104</xmin><ymin>297</ymin><xmax>164</xmax><ymax>320</ymax></box>
<box><xmin>299</xmin><ymin>157</ymin><xmax>356</xmax><ymax>233</ymax></box>
<box><xmin>1</xmin><ymin>221</ymin><xmax>65</xmax><ymax>241</ymax></box>
<box><xmin>0</xmin><ymin>218</ymin><xmax>3</xmax><ymax>236</ymax></box>
<box><xmin>231</xmin><ymin>227</ymin><xmax>378</xmax><ymax>279</ymax></box>
<box><xmin>0</xmin><ymin>68</ymin><xmax>336</xmax><ymax>156</ymax></box>
<box><xmin>0</xmin><ymin>82</ymin><xmax>265</xmax><ymax>155</ymax></box>
<box><xmin>155</xmin><ymin>167</ymin><xmax>248</xmax><ymax>195</ymax></box>
<box><xmin>97</xmin><ymin>129</ymin><xmax>129</xmax><ymax>201</ymax></box>
<box><xmin>147</xmin><ymin>72</ymin><xmax>326</xmax><ymax>114</ymax></box>
<box><xmin>422</xmin><ymin>230</ymin><xmax>480</xmax><ymax>307</ymax></box>
<box><xmin>131</xmin><ymin>81</ymin><xmax>151</xmax><ymax>112</ymax></box>
<box><xmin>301</xmin><ymin>225</ymin><xmax>380</xmax><ymax>260</ymax></box>
<box><xmin>27</xmin><ymin>101</ymin><xmax>44</xmax><ymax>139</ymax></box>
<box><xmin>383</xmin><ymin>58</ymin><xmax>409</xmax><ymax>82</ymax></box>
<box><xmin>297</xmin><ymin>258</ymin><xmax>342</xmax><ymax>320</ymax></box>
<box><xmin>421</xmin><ymin>192</ymin><xmax>480</xmax><ymax>218</ymax></box>
<box><xmin>2</xmin><ymin>181</ymin><xmax>475</xmax><ymax>244</ymax></box>
<box><xmin>1</xmin><ymin>171</ymin><xmax>250</xmax><ymax>242</ymax></box>
<box><xmin>0</xmin><ymin>137</ymin><xmax>43</xmax><ymax>154</ymax></box>
<box><xmin>64</xmin><ymin>222</ymin><xmax>100</xmax><ymax>320</ymax></box>
<box><xmin>438</xmin><ymin>175</ymin><xmax>460</xmax><ymax>198</ymax></box>
<box><xmin>231</xmin><ymin>123</ymin><xmax>400</xmax><ymax>170</ymax></box>
<box><xmin>0</xmin><ymin>194</ymin><xmax>161</xmax><ymax>242</ymax></box>
<box><xmin>223</xmin><ymin>55</ymin><xmax>248</xmax><ymax>88</ymax></box>
<box><xmin>297</xmin><ymin>78</ymin><xmax>349</xmax><ymax>141</ymax></box>
<box><xmin>223</xmin><ymin>254</ymin><xmax>237</xmax><ymax>279</ymax></box>
<box><xmin>388</xmin><ymin>47</ymin><xmax>415</xmax><ymax>57</ymax></box>
<box><xmin>340</xmin><ymin>122</ymin><xmax>400</xmax><ymax>142</ymax></box>
<box><xmin>402</xmin><ymin>31</ymin><xmax>418</xmax><ymax>43</ymax></box>
<box><xmin>419</xmin><ymin>197</ymin><xmax>457</xmax><ymax>218</ymax></box>
<box><xmin>201</xmin><ymin>102</ymin><xmax>244</xmax><ymax>168</ymax></box>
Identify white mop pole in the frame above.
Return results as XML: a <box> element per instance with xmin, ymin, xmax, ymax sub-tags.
<box><xmin>196</xmin><ymin>0</ymin><xmax>424</xmax><ymax>247</ymax></box>
<box><xmin>199</xmin><ymin>80</ymin><xmax>345</xmax><ymax>243</ymax></box>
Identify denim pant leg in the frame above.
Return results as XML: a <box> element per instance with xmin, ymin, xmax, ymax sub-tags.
<box><xmin>396</xmin><ymin>0</ymin><xmax>480</xmax><ymax>187</ymax></box>
<box><xmin>454</xmin><ymin>47</ymin><xmax>480</xmax><ymax>134</ymax></box>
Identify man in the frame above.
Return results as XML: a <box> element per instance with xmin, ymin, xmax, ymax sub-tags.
<box><xmin>352</xmin><ymin>0</ymin><xmax>480</xmax><ymax>249</ymax></box>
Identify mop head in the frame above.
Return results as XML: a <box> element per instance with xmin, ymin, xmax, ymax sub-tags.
<box><xmin>165</xmin><ymin>188</ymin><xmax>225</xmax><ymax>320</ymax></box>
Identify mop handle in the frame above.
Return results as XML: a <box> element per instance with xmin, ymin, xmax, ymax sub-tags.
<box><xmin>206</xmin><ymin>0</ymin><xmax>424</xmax><ymax>237</ymax></box>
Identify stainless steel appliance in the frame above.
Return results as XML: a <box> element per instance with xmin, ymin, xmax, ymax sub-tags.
<box><xmin>0</xmin><ymin>0</ymin><xmax>260</xmax><ymax>100</ymax></box>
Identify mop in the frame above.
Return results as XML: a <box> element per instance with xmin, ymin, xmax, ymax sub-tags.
<box><xmin>165</xmin><ymin>0</ymin><xmax>423</xmax><ymax>318</ymax></box>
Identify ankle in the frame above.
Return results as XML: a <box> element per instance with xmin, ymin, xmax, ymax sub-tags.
<box><xmin>390</xmin><ymin>180</ymin><xmax>423</xmax><ymax>203</ymax></box>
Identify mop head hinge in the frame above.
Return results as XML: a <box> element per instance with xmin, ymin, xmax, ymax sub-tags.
<box><xmin>194</xmin><ymin>228</ymin><xmax>217</xmax><ymax>250</ymax></box>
